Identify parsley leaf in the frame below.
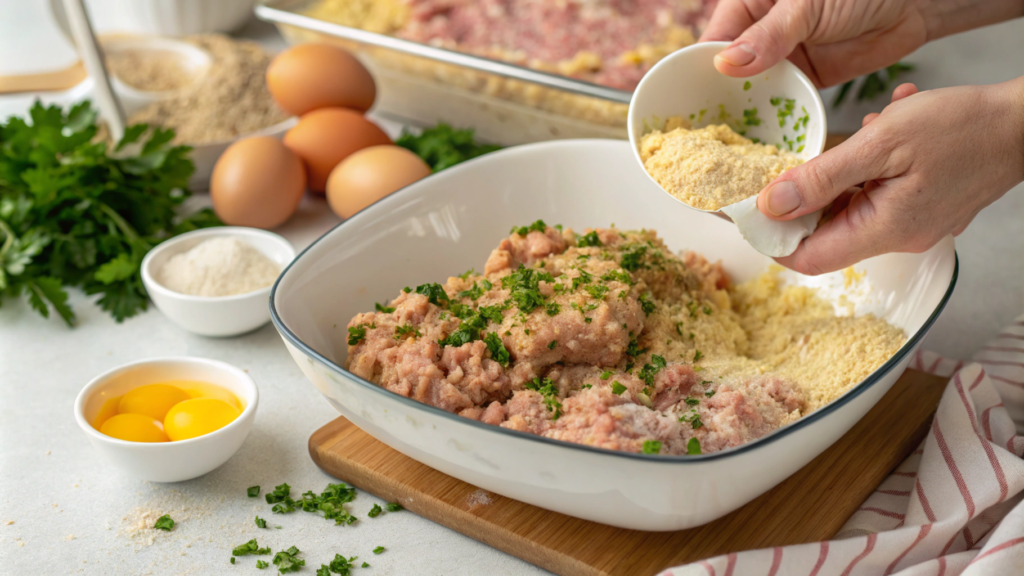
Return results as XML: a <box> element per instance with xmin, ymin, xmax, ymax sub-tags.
<box><xmin>153</xmin><ymin>514</ymin><xmax>174</xmax><ymax>531</ymax></box>
<box><xmin>347</xmin><ymin>325</ymin><xmax>368</xmax><ymax>346</ymax></box>
<box><xmin>483</xmin><ymin>332</ymin><xmax>510</xmax><ymax>367</ymax></box>
<box><xmin>232</xmin><ymin>539</ymin><xmax>271</xmax><ymax>556</ymax></box>
<box><xmin>638</xmin><ymin>293</ymin><xmax>656</xmax><ymax>315</ymax></box>
<box><xmin>414</xmin><ymin>283</ymin><xmax>450</xmax><ymax>307</ymax></box>
<box><xmin>510</xmin><ymin>219</ymin><xmax>548</xmax><ymax>236</ymax></box>
<box><xmin>273</xmin><ymin>546</ymin><xmax>304</xmax><ymax>573</ymax></box>
<box><xmin>266</xmin><ymin>483</ymin><xmax>291</xmax><ymax>504</ymax></box>
<box><xmin>373</xmin><ymin>546</ymin><xmax>385</xmax><ymax>554</ymax></box>
<box><xmin>256</xmin><ymin>560</ymin><xmax>269</xmax><ymax>569</ymax></box>
<box><xmin>610</xmin><ymin>381</ymin><xmax>627</xmax><ymax>395</ymax></box>
<box><xmin>385</xmin><ymin>503</ymin><xmax>403</xmax><ymax>512</ymax></box>
<box><xmin>247</xmin><ymin>486</ymin><xmax>260</xmax><ymax>498</ymax></box>
<box><xmin>0</xmin><ymin>101</ymin><xmax>218</xmax><ymax>325</ymax></box>
<box><xmin>576</xmin><ymin>231</ymin><xmax>602</xmax><ymax>247</ymax></box>
<box><xmin>600</xmin><ymin>371</ymin><xmax>612</xmax><ymax>380</ymax></box>
<box><xmin>368</xmin><ymin>503</ymin><xmax>383</xmax><ymax>518</ymax></box>
<box><xmin>255</xmin><ymin>516</ymin><xmax>266</xmax><ymax>529</ymax></box>
<box><xmin>524</xmin><ymin>377</ymin><xmax>563</xmax><ymax>419</ymax></box>
<box><xmin>375</xmin><ymin>302</ymin><xmax>395</xmax><ymax>313</ymax></box>
<box><xmin>394</xmin><ymin>324</ymin><xmax>421</xmax><ymax>340</ymax></box>
<box><xmin>326</xmin><ymin>553</ymin><xmax>358</xmax><ymax>575</ymax></box>
<box><xmin>501</xmin><ymin>265</ymin><xmax>552</xmax><ymax>313</ymax></box>
<box><xmin>687</xmin><ymin>437</ymin><xmax>702</xmax><ymax>455</ymax></box>
<box><xmin>395</xmin><ymin>123</ymin><xmax>500</xmax><ymax>172</ymax></box>
<box><xmin>642</xmin><ymin>440</ymin><xmax>662</xmax><ymax>454</ymax></box>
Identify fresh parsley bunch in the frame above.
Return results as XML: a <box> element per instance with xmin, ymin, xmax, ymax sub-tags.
<box><xmin>0</xmin><ymin>101</ymin><xmax>219</xmax><ymax>325</ymax></box>
<box><xmin>395</xmin><ymin>123</ymin><xmax>500</xmax><ymax>172</ymax></box>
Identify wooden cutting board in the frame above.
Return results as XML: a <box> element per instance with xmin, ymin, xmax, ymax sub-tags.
<box><xmin>310</xmin><ymin>368</ymin><xmax>945</xmax><ymax>575</ymax></box>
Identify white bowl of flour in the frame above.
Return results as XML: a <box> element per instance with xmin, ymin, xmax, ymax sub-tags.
<box><xmin>142</xmin><ymin>227</ymin><xmax>295</xmax><ymax>337</ymax></box>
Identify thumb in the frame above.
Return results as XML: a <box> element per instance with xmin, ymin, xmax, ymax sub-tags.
<box><xmin>714</xmin><ymin>0</ymin><xmax>816</xmax><ymax>77</ymax></box>
<box><xmin>757</xmin><ymin>132</ymin><xmax>890</xmax><ymax>220</ymax></box>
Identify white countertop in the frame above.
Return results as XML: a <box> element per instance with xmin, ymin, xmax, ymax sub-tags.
<box><xmin>1</xmin><ymin>5</ymin><xmax>1022</xmax><ymax>575</ymax></box>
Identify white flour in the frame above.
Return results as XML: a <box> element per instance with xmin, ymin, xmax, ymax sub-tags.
<box><xmin>156</xmin><ymin>237</ymin><xmax>280</xmax><ymax>297</ymax></box>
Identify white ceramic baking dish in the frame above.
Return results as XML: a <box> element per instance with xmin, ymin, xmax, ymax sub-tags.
<box><xmin>270</xmin><ymin>140</ymin><xmax>956</xmax><ymax>531</ymax></box>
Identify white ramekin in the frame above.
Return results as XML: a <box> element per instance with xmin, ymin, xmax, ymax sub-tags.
<box><xmin>75</xmin><ymin>357</ymin><xmax>258</xmax><ymax>482</ymax></box>
<box><xmin>141</xmin><ymin>227</ymin><xmax>296</xmax><ymax>337</ymax></box>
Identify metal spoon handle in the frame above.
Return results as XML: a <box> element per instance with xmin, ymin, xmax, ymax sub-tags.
<box><xmin>62</xmin><ymin>0</ymin><xmax>126</xmax><ymax>141</ymax></box>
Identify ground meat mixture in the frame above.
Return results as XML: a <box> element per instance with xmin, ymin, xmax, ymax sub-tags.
<box><xmin>398</xmin><ymin>0</ymin><xmax>714</xmax><ymax>90</ymax></box>
<box><xmin>344</xmin><ymin>223</ymin><xmax>905</xmax><ymax>456</ymax></box>
<box><xmin>306</xmin><ymin>0</ymin><xmax>716</xmax><ymax>91</ymax></box>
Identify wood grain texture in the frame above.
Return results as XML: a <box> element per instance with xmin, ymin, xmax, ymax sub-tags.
<box><xmin>310</xmin><ymin>368</ymin><xmax>946</xmax><ymax>576</ymax></box>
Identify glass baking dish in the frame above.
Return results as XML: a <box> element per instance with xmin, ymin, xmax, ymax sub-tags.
<box><xmin>255</xmin><ymin>0</ymin><xmax>636</xmax><ymax>145</ymax></box>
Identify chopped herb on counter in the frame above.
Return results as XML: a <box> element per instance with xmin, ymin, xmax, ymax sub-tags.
<box><xmin>230</xmin><ymin>557</ymin><xmax>235</xmax><ymax>564</ymax></box>
<box><xmin>385</xmin><ymin>503</ymin><xmax>403</xmax><ymax>512</ymax></box>
<box><xmin>611</xmin><ymin>381</ymin><xmax>627</xmax><ymax>395</ymax></box>
<box><xmin>373</xmin><ymin>546</ymin><xmax>386</xmax><ymax>554</ymax></box>
<box><xmin>687</xmin><ymin>437</ymin><xmax>702</xmax><ymax>455</ymax></box>
<box><xmin>255</xmin><ymin>516</ymin><xmax>267</xmax><ymax>529</ymax></box>
<box><xmin>0</xmin><ymin>101</ymin><xmax>220</xmax><ymax>325</ymax></box>
<box><xmin>743</xmin><ymin>81</ymin><xmax>752</xmax><ymax>91</ymax></box>
<box><xmin>232</xmin><ymin>539</ymin><xmax>271</xmax><ymax>556</ymax></box>
<box><xmin>642</xmin><ymin>440</ymin><xmax>662</xmax><ymax>454</ymax></box>
<box><xmin>273</xmin><ymin>546</ymin><xmax>304</xmax><ymax>573</ymax></box>
<box><xmin>256</xmin><ymin>560</ymin><xmax>269</xmax><ymax>569</ymax></box>
<box><xmin>154</xmin><ymin>515</ymin><xmax>174</xmax><ymax>531</ymax></box>
<box><xmin>395</xmin><ymin>123</ymin><xmax>500</xmax><ymax>172</ymax></box>
<box><xmin>266</xmin><ymin>483</ymin><xmax>291</xmax><ymax>504</ymax></box>
<box><xmin>247</xmin><ymin>486</ymin><xmax>261</xmax><ymax>498</ymax></box>
<box><xmin>362</xmin><ymin>562</ymin><xmax>370</xmax><ymax>568</ymax></box>
<box><xmin>368</xmin><ymin>503</ymin><xmax>383</xmax><ymax>518</ymax></box>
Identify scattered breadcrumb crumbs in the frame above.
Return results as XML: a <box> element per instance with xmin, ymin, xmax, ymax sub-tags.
<box><xmin>639</xmin><ymin>119</ymin><xmax>803</xmax><ymax>210</ymax></box>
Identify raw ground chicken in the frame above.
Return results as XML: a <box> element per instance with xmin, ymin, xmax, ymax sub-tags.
<box><xmin>345</xmin><ymin>225</ymin><xmax>905</xmax><ymax>455</ymax></box>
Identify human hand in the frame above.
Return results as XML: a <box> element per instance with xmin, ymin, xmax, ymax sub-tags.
<box><xmin>701</xmin><ymin>0</ymin><xmax>1024</xmax><ymax>88</ymax></box>
<box><xmin>756</xmin><ymin>79</ymin><xmax>1024</xmax><ymax>275</ymax></box>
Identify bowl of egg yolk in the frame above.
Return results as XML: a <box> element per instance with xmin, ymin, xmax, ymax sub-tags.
<box><xmin>74</xmin><ymin>357</ymin><xmax>257</xmax><ymax>482</ymax></box>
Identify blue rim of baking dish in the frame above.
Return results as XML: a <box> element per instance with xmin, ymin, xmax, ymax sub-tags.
<box><xmin>269</xmin><ymin>146</ymin><xmax>959</xmax><ymax>464</ymax></box>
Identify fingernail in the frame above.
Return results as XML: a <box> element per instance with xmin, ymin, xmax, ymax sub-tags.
<box><xmin>766</xmin><ymin>181</ymin><xmax>801</xmax><ymax>216</ymax></box>
<box><xmin>715</xmin><ymin>43</ymin><xmax>756</xmax><ymax>66</ymax></box>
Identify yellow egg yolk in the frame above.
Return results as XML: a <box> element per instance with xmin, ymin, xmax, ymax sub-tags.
<box><xmin>100</xmin><ymin>413</ymin><xmax>169</xmax><ymax>443</ymax></box>
<box><xmin>118</xmin><ymin>384</ymin><xmax>191</xmax><ymax>421</ymax></box>
<box><xmin>163</xmin><ymin>398</ymin><xmax>241</xmax><ymax>441</ymax></box>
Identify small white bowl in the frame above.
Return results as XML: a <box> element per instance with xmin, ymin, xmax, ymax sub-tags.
<box><xmin>74</xmin><ymin>357</ymin><xmax>258</xmax><ymax>482</ymax></box>
<box><xmin>628</xmin><ymin>41</ymin><xmax>827</xmax><ymax>258</ymax></box>
<box><xmin>141</xmin><ymin>227</ymin><xmax>296</xmax><ymax>337</ymax></box>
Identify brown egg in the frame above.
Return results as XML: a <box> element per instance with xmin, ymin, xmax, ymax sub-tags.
<box><xmin>266</xmin><ymin>43</ymin><xmax>376</xmax><ymax>116</ymax></box>
<box><xmin>210</xmin><ymin>136</ymin><xmax>306</xmax><ymax>229</ymax></box>
<box><xmin>283</xmin><ymin>108</ymin><xmax>391</xmax><ymax>193</ymax></box>
<box><xmin>326</xmin><ymin>145</ymin><xmax>431</xmax><ymax>219</ymax></box>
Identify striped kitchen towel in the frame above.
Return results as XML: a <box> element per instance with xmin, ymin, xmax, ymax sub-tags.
<box><xmin>663</xmin><ymin>316</ymin><xmax>1024</xmax><ymax>576</ymax></box>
